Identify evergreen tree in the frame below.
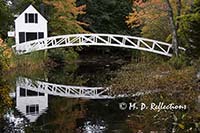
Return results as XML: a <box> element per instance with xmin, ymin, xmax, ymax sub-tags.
<box><xmin>10</xmin><ymin>0</ymin><xmax>43</xmax><ymax>13</ymax></box>
<box><xmin>77</xmin><ymin>0</ymin><xmax>139</xmax><ymax>35</ymax></box>
<box><xmin>76</xmin><ymin>0</ymin><xmax>140</xmax><ymax>59</ymax></box>
<box><xmin>180</xmin><ymin>0</ymin><xmax>200</xmax><ymax>58</ymax></box>
<box><xmin>0</xmin><ymin>0</ymin><xmax>13</xmax><ymax>39</ymax></box>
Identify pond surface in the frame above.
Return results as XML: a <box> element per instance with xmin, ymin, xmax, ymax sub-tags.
<box><xmin>1</xmin><ymin>61</ymin><xmax>200</xmax><ymax>133</ymax></box>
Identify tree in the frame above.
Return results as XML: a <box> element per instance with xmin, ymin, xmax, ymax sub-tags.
<box><xmin>127</xmin><ymin>0</ymin><xmax>193</xmax><ymax>56</ymax></box>
<box><xmin>126</xmin><ymin>0</ymin><xmax>170</xmax><ymax>41</ymax></box>
<box><xmin>76</xmin><ymin>0</ymin><xmax>140</xmax><ymax>59</ymax></box>
<box><xmin>42</xmin><ymin>0</ymin><xmax>88</xmax><ymax>63</ymax></box>
<box><xmin>0</xmin><ymin>38</ymin><xmax>12</xmax><ymax>71</ymax></box>
<box><xmin>180</xmin><ymin>0</ymin><xmax>200</xmax><ymax>58</ymax></box>
<box><xmin>165</xmin><ymin>0</ymin><xmax>180</xmax><ymax>56</ymax></box>
<box><xmin>43</xmin><ymin>0</ymin><xmax>87</xmax><ymax>35</ymax></box>
<box><xmin>77</xmin><ymin>0</ymin><xmax>138</xmax><ymax>35</ymax></box>
<box><xmin>10</xmin><ymin>0</ymin><xmax>43</xmax><ymax>13</ymax></box>
<box><xmin>0</xmin><ymin>0</ymin><xmax>13</xmax><ymax>39</ymax></box>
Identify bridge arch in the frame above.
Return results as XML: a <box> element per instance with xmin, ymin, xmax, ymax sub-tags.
<box><xmin>12</xmin><ymin>34</ymin><xmax>185</xmax><ymax>57</ymax></box>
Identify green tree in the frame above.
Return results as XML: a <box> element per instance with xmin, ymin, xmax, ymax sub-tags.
<box><xmin>77</xmin><ymin>0</ymin><xmax>139</xmax><ymax>35</ymax></box>
<box><xmin>10</xmin><ymin>0</ymin><xmax>43</xmax><ymax>13</ymax></box>
<box><xmin>76</xmin><ymin>0</ymin><xmax>140</xmax><ymax>60</ymax></box>
<box><xmin>0</xmin><ymin>0</ymin><xmax>13</xmax><ymax>39</ymax></box>
<box><xmin>180</xmin><ymin>0</ymin><xmax>200</xmax><ymax>58</ymax></box>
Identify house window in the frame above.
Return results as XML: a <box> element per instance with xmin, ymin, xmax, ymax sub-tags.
<box><xmin>19</xmin><ymin>32</ymin><xmax>25</xmax><ymax>43</ymax></box>
<box><xmin>25</xmin><ymin>13</ymin><xmax>38</xmax><ymax>23</ymax></box>
<box><xmin>26</xmin><ymin>104</ymin><xmax>39</xmax><ymax>115</ymax></box>
<box><xmin>18</xmin><ymin>32</ymin><xmax>44</xmax><ymax>43</ymax></box>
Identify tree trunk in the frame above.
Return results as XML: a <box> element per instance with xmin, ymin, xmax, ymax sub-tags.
<box><xmin>165</xmin><ymin>0</ymin><xmax>179</xmax><ymax>56</ymax></box>
<box><xmin>176</xmin><ymin>0</ymin><xmax>182</xmax><ymax>29</ymax></box>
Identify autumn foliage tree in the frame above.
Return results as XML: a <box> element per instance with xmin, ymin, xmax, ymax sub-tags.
<box><xmin>127</xmin><ymin>0</ymin><xmax>193</xmax><ymax>56</ymax></box>
<box><xmin>42</xmin><ymin>0</ymin><xmax>88</xmax><ymax>63</ymax></box>
<box><xmin>0</xmin><ymin>38</ymin><xmax>12</xmax><ymax>71</ymax></box>
<box><xmin>43</xmin><ymin>0</ymin><xmax>87</xmax><ymax>35</ymax></box>
<box><xmin>126</xmin><ymin>0</ymin><xmax>167</xmax><ymax>28</ymax></box>
<box><xmin>126</xmin><ymin>0</ymin><xmax>170</xmax><ymax>42</ymax></box>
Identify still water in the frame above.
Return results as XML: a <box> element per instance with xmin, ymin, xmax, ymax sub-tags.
<box><xmin>1</xmin><ymin>61</ymin><xmax>200</xmax><ymax>133</ymax></box>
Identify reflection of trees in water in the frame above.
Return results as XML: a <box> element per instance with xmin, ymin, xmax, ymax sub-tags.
<box><xmin>125</xmin><ymin>89</ymin><xmax>200</xmax><ymax>132</ymax></box>
<box><xmin>47</xmin><ymin>62</ymin><xmax>121</xmax><ymax>87</ymax></box>
<box><xmin>74</xmin><ymin>62</ymin><xmax>121</xmax><ymax>87</ymax></box>
<box><xmin>3</xmin><ymin>110</ymin><xmax>29</xmax><ymax>133</ymax></box>
<box><xmin>0</xmin><ymin>79</ymin><xmax>13</xmax><ymax>132</ymax></box>
<box><xmin>25</xmin><ymin>97</ymin><xmax>88</xmax><ymax>132</ymax></box>
<box><xmin>0</xmin><ymin>85</ymin><xmax>12</xmax><ymax>118</ymax></box>
<box><xmin>47</xmin><ymin>64</ymin><xmax>88</xmax><ymax>86</ymax></box>
<box><xmin>77</xmin><ymin>99</ymin><xmax>134</xmax><ymax>132</ymax></box>
<box><xmin>24</xmin><ymin>98</ymin><xmax>132</xmax><ymax>132</ymax></box>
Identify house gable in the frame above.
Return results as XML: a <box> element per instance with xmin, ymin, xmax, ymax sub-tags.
<box><xmin>15</xmin><ymin>5</ymin><xmax>47</xmax><ymax>23</ymax></box>
<box><xmin>14</xmin><ymin>4</ymin><xmax>48</xmax><ymax>44</ymax></box>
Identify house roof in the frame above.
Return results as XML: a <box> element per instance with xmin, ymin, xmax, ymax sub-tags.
<box><xmin>15</xmin><ymin>5</ymin><xmax>47</xmax><ymax>22</ymax></box>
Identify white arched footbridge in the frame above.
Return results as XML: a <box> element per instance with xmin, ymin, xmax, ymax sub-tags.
<box><xmin>12</xmin><ymin>34</ymin><xmax>185</xmax><ymax>57</ymax></box>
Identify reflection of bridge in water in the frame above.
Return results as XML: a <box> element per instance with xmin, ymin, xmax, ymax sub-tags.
<box><xmin>17</xmin><ymin>77</ymin><xmax>112</xmax><ymax>99</ymax></box>
<box><xmin>15</xmin><ymin>77</ymin><xmax>112</xmax><ymax>123</ymax></box>
<box><xmin>15</xmin><ymin>77</ymin><xmax>158</xmax><ymax>123</ymax></box>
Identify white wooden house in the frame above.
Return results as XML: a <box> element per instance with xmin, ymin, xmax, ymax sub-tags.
<box><xmin>15</xmin><ymin>5</ymin><xmax>48</xmax><ymax>44</ymax></box>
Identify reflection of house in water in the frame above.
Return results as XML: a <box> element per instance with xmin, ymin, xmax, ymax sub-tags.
<box><xmin>14</xmin><ymin>76</ymin><xmax>113</xmax><ymax>123</ymax></box>
<box><xmin>16</xmin><ymin>85</ymin><xmax>48</xmax><ymax>123</ymax></box>
<box><xmin>14</xmin><ymin>76</ymin><xmax>110</xmax><ymax>123</ymax></box>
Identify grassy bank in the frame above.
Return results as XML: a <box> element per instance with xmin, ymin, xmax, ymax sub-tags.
<box><xmin>13</xmin><ymin>51</ymin><xmax>46</xmax><ymax>70</ymax></box>
<box><xmin>110</xmin><ymin>58</ymin><xmax>199</xmax><ymax>95</ymax></box>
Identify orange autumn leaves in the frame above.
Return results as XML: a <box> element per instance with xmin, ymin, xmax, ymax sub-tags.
<box><xmin>126</xmin><ymin>0</ymin><xmax>193</xmax><ymax>28</ymax></box>
<box><xmin>126</xmin><ymin>0</ymin><xmax>167</xmax><ymax>28</ymax></box>
<box><xmin>43</xmin><ymin>0</ymin><xmax>88</xmax><ymax>35</ymax></box>
<box><xmin>0</xmin><ymin>38</ymin><xmax>12</xmax><ymax>70</ymax></box>
<box><xmin>0</xmin><ymin>38</ymin><xmax>12</xmax><ymax>59</ymax></box>
<box><xmin>43</xmin><ymin>0</ymin><xmax>86</xmax><ymax>18</ymax></box>
<box><xmin>0</xmin><ymin>39</ymin><xmax>13</xmax><ymax>114</ymax></box>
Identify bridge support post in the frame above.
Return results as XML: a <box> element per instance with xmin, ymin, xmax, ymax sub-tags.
<box><xmin>44</xmin><ymin>49</ymin><xmax>47</xmax><ymax>59</ymax></box>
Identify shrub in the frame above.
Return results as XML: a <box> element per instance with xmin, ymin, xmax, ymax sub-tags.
<box><xmin>47</xmin><ymin>47</ymin><xmax>79</xmax><ymax>63</ymax></box>
<box><xmin>168</xmin><ymin>54</ymin><xmax>187</xmax><ymax>69</ymax></box>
